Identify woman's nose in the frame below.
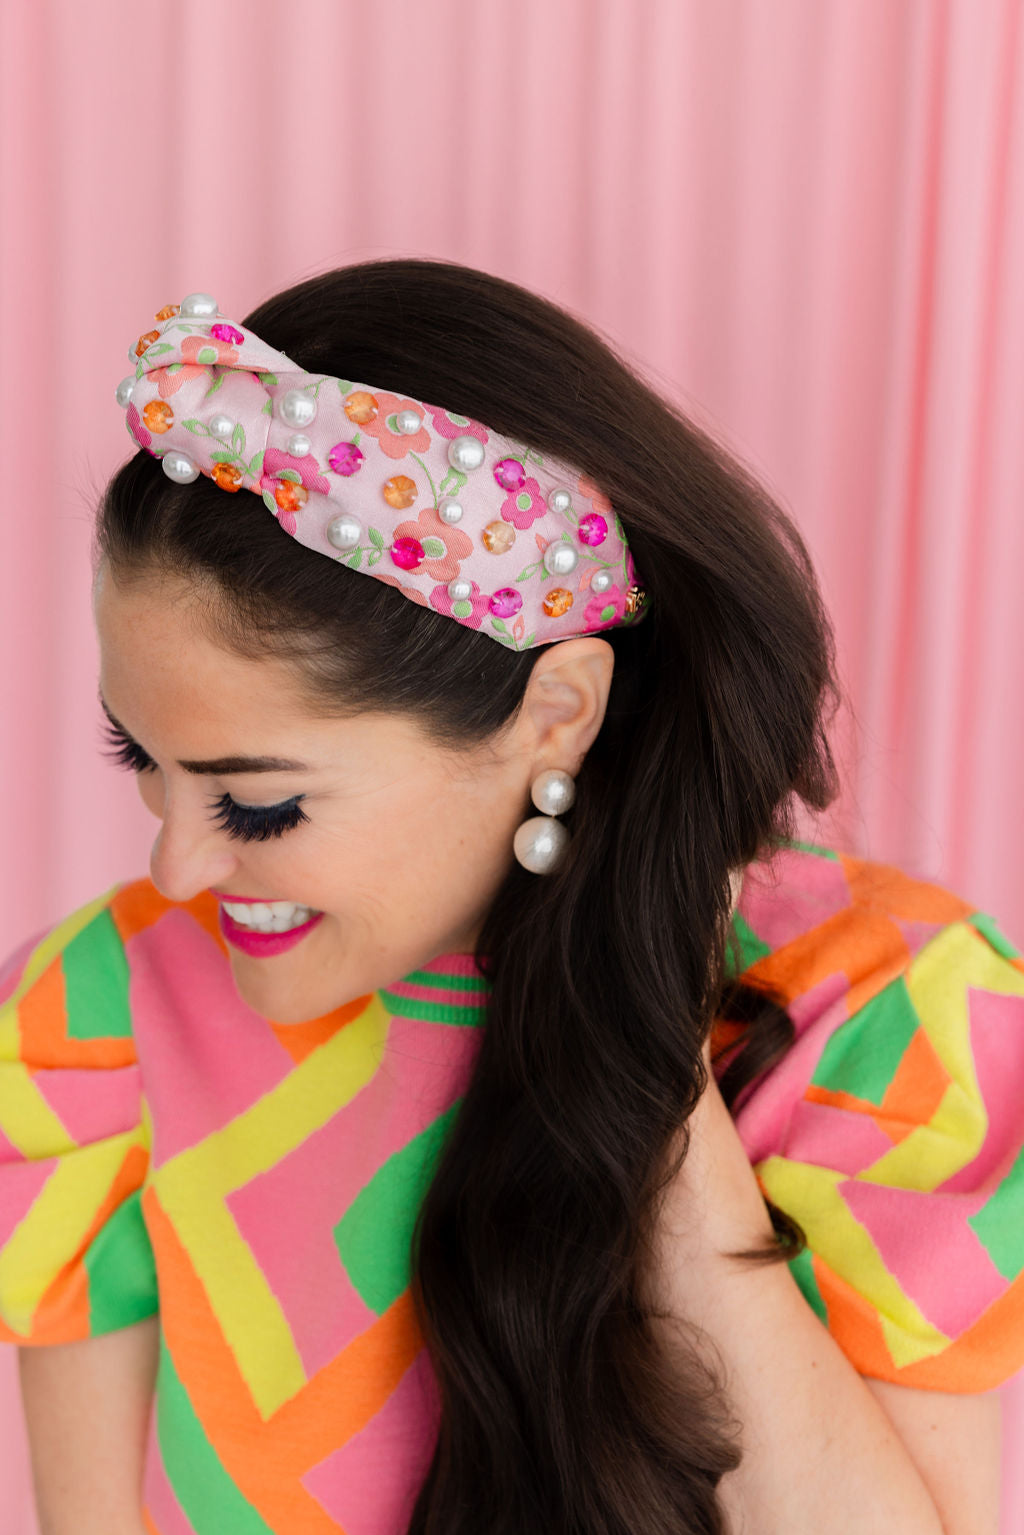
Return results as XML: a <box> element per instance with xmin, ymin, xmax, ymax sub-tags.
<box><xmin>146</xmin><ymin>792</ymin><xmax>239</xmax><ymax>905</ymax></box>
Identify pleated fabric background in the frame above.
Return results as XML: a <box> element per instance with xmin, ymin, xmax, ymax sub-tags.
<box><xmin>2</xmin><ymin>0</ymin><xmax>1023</xmax><ymax>1528</ymax></box>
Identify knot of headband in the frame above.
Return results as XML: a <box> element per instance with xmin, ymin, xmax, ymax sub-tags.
<box><xmin>115</xmin><ymin>292</ymin><xmax>650</xmax><ymax>652</ymax></box>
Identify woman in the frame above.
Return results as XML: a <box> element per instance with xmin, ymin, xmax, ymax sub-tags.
<box><xmin>3</xmin><ymin>257</ymin><xmax>1020</xmax><ymax>1533</ymax></box>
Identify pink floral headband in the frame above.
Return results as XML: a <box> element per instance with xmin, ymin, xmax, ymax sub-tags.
<box><xmin>115</xmin><ymin>291</ymin><xmax>650</xmax><ymax>652</ymax></box>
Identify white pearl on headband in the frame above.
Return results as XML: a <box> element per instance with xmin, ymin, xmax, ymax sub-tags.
<box><xmin>179</xmin><ymin>292</ymin><xmax>219</xmax><ymax>319</ymax></box>
<box><xmin>280</xmin><ymin>389</ymin><xmax>316</xmax><ymax>429</ymax></box>
<box><xmin>542</xmin><ymin>542</ymin><xmax>579</xmax><ymax>577</ymax></box>
<box><xmin>531</xmin><ymin>767</ymin><xmax>576</xmax><ymax>816</ymax></box>
<box><xmin>438</xmin><ymin>498</ymin><xmax>465</xmax><ymax>525</ymax></box>
<box><xmin>115</xmin><ymin>376</ymin><xmax>136</xmax><ymax>408</ymax></box>
<box><xmin>548</xmin><ymin>486</ymin><xmax>573</xmax><ymax>515</ymax></box>
<box><xmin>286</xmin><ymin>433</ymin><xmax>312</xmax><ymax>457</ymax></box>
<box><xmin>326</xmin><ymin>513</ymin><xmax>362</xmax><ymax>551</ymax></box>
<box><xmin>513</xmin><ymin>815</ymin><xmax>569</xmax><ymax>875</ymax></box>
<box><xmin>395</xmin><ymin>409</ymin><xmax>422</xmax><ymax>435</ymax></box>
<box><xmin>447</xmin><ymin>576</ymin><xmax>473</xmax><ymax>602</ymax></box>
<box><xmin>208</xmin><ymin>413</ymin><xmax>235</xmax><ymax>440</ymax></box>
<box><xmin>448</xmin><ymin>435</ymin><xmax>485</xmax><ymax>472</ymax></box>
<box><xmin>162</xmin><ymin>450</ymin><xmax>200</xmax><ymax>484</ymax></box>
<box><xmin>590</xmin><ymin>568</ymin><xmax>614</xmax><ymax>594</ymax></box>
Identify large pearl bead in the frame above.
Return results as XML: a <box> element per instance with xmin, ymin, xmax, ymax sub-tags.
<box><xmin>438</xmin><ymin>498</ymin><xmax>464</xmax><ymax>525</ymax></box>
<box><xmin>590</xmin><ymin>568</ymin><xmax>614</xmax><ymax>594</ymax></box>
<box><xmin>161</xmin><ymin>450</ymin><xmax>200</xmax><ymax>484</ymax></box>
<box><xmin>287</xmin><ymin>433</ymin><xmax>312</xmax><ymax>457</ymax></box>
<box><xmin>326</xmin><ymin>513</ymin><xmax>362</xmax><ymax>551</ymax></box>
<box><xmin>280</xmin><ymin>389</ymin><xmax>317</xmax><ymax>428</ymax></box>
<box><xmin>531</xmin><ymin>767</ymin><xmax>576</xmax><ymax>816</ymax></box>
<box><xmin>542</xmin><ymin>541</ymin><xmax>579</xmax><ymax>577</ymax></box>
<box><xmin>447</xmin><ymin>435</ymin><xmax>485</xmax><ymax>472</ymax></box>
<box><xmin>115</xmin><ymin>376</ymin><xmax>136</xmax><ymax>408</ymax></box>
<box><xmin>208</xmin><ymin>413</ymin><xmax>235</xmax><ymax>440</ymax></box>
<box><xmin>513</xmin><ymin>815</ymin><xmax>569</xmax><ymax>875</ymax></box>
<box><xmin>395</xmin><ymin>409</ymin><xmax>422</xmax><ymax>435</ymax></box>
<box><xmin>447</xmin><ymin>576</ymin><xmax>473</xmax><ymax>602</ymax></box>
<box><xmin>547</xmin><ymin>486</ymin><xmax>573</xmax><ymax>515</ymax></box>
<box><xmin>179</xmin><ymin>291</ymin><xmax>219</xmax><ymax>319</ymax></box>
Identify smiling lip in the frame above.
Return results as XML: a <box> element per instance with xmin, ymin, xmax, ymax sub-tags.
<box><xmin>218</xmin><ymin>905</ymin><xmax>324</xmax><ymax>957</ymax></box>
<box><xmin>211</xmin><ymin>890</ymin><xmax>290</xmax><ymax>904</ymax></box>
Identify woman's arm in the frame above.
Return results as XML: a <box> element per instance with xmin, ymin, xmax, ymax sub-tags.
<box><xmin>643</xmin><ymin>1041</ymin><xmax>954</xmax><ymax>1535</ymax></box>
<box><xmin>18</xmin><ymin>1314</ymin><xmax>159</xmax><ymax>1535</ymax></box>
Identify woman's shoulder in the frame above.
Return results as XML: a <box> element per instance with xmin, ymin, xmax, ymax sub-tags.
<box><xmin>1</xmin><ymin>878</ymin><xmax>226</xmax><ymax>1064</ymax></box>
<box><xmin>728</xmin><ymin>835</ymin><xmax>1023</xmax><ymax>1007</ymax></box>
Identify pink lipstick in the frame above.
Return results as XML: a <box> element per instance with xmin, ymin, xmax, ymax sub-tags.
<box><xmin>218</xmin><ymin>905</ymin><xmax>324</xmax><ymax>957</ymax></box>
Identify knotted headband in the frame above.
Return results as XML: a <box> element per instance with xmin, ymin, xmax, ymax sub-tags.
<box><xmin>115</xmin><ymin>291</ymin><xmax>650</xmax><ymax>652</ymax></box>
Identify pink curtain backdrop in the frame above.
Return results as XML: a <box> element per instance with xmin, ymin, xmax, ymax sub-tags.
<box><xmin>2</xmin><ymin>0</ymin><xmax>1023</xmax><ymax>1528</ymax></box>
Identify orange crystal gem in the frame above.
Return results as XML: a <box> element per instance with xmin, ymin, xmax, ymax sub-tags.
<box><xmin>481</xmin><ymin>519</ymin><xmax>515</xmax><ymax>554</ymax></box>
<box><xmin>135</xmin><ymin>329</ymin><xmax>160</xmax><ymax>358</ymax></box>
<box><xmin>383</xmin><ymin>475</ymin><xmax>417</xmax><ymax>509</ymax></box>
<box><xmin>344</xmin><ymin>390</ymin><xmax>379</xmax><ymax>425</ymax></box>
<box><xmin>274</xmin><ymin>481</ymin><xmax>308</xmax><ymax>512</ymax></box>
<box><xmin>142</xmin><ymin>399</ymin><xmax>174</xmax><ymax>433</ymax></box>
<box><xmin>212</xmin><ymin>463</ymin><xmax>242</xmax><ymax>492</ymax></box>
<box><xmin>542</xmin><ymin>588</ymin><xmax>574</xmax><ymax>617</ymax></box>
<box><xmin>154</xmin><ymin>304</ymin><xmax>180</xmax><ymax>321</ymax></box>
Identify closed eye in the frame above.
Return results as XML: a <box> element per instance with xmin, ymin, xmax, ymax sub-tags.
<box><xmin>98</xmin><ymin>721</ymin><xmax>310</xmax><ymax>843</ymax></box>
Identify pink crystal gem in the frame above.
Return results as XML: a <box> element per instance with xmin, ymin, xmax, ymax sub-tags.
<box><xmin>210</xmin><ymin>323</ymin><xmax>244</xmax><ymax>345</ymax></box>
<box><xmin>493</xmin><ymin>457</ymin><xmax>525</xmax><ymax>491</ymax></box>
<box><xmin>488</xmin><ymin>587</ymin><xmax>523</xmax><ymax>619</ymax></box>
<box><xmin>328</xmin><ymin>441</ymin><xmax>365</xmax><ymax>476</ymax></box>
<box><xmin>390</xmin><ymin>536</ymin><xmax>425</xmax><ymax>570</ymax></box>
<box><xmin>577</xmin><ymin>512</ymin><xmax>608</xmax><ymax>546</ymax></box>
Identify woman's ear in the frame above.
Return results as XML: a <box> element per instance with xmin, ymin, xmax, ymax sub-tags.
<box><xmin>520</xmin><ymin>637</ymin><xmax>615</xmax><ymax>768</ymax></box>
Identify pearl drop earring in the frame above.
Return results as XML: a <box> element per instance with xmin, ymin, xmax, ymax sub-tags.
<box><xmin>512</xmin><ymin>768</ymin><xmax>576</xmax><ymax>874</ymax></box>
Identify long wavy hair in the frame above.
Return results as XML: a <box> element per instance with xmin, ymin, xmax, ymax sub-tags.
<box><xmin>95</xmin><ymin>257</ymin><xmax>843</xmax><ymax>1532</ymax></box>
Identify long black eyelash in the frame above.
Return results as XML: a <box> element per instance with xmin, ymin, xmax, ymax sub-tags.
<box><xmin>98</xmin><ymin>721</ymin><xmax>310</xmax><ymax>842</ymax></box>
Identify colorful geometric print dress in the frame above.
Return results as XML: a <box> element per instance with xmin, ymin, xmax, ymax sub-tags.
<box><xmin>2</xmin><ymin>838</ymin><xmax>1024</xmax><ymax>1534</ymax></box>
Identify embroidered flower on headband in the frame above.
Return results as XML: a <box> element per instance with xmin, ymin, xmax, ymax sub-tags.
<box><xmin>116</xmin><ymin>291</ymin><xmax>650</xmax><ymax>652</ymax></box>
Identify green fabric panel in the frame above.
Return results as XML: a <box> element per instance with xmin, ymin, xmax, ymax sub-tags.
<box><xmin>965</xmin><ymin>911</ymin><xmax>1024</xmax><ymax>963</ymax></box>
<box><xmin>723</xmin><ymin>910</ymin><xmax>772</xmax><ymax>981</ymax></box>
<box><xmin>373</xmin><ymin>995</ymin><xmax>485</xmax><ymax>1025</ymax></box>
<box><xmin>335</xmin><ymin>1101</ymin><xmax>460</xmax><ymax>1315</ymax></box>
<box><xmin>786</xmin><ymin>1243</ymin><xmax>829</xmax><ymax>1325</ymax></box>
<box><xmin>83</xmin><ymin>1186</ymin><xmax>159</xmax><ymax>1335</ymax></box>
<box><xmin>156</xmin><ymin>1333</ymin><xmax>275</xmax><ymax>1535</ymax></box>
<box><xmin>62</xmin><ymin>908</ymin><xmax>133</xmax><ymax>1040</ymax></box>
<box><xmin>968</xmin><ymin>1139</ymin><xmax>1024</xmax><ymax>1282</ymax></box>
<box><xmin>403</xmin><ymin>967</ymin><xmax>492</xmax><ymax>994</ymax></box>
<box><xmin>780</xmin><ymin>839</ymin><xmax>840</xmax><ymax>861</ymax></box>
<box><xmin>809</xmin><ymin>977</ymin><xmax>919</xmax><ymax>1106</ymax></box>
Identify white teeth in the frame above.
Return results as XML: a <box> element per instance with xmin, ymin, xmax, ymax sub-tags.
<box><xmin>222</xmin><ymin>900</ymin><xmax>318</xmax><ymax>933</ymax></box>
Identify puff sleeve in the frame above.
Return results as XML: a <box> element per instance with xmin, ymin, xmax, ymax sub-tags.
<box><xmin>0</xmin><ymin>890</ymin><xmax>158</xmax><ymax>1345</ymax></box>
<box><xmin>749</xmin><ymin>912</ymin><xmax>1024</xmax><ymax>1393</ymax></box>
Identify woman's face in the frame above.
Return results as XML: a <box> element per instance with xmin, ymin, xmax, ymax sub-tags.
<box><xmin>92</xmin><ymin>559</ymin><xmax>636</xmax><ymax>1024</ymax></box>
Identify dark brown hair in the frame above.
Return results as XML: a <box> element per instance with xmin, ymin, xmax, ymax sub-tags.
<box><xmin>95</xmin><ymin>257</ymin><xmax>843</xmax><ymax>1532</ymax></box>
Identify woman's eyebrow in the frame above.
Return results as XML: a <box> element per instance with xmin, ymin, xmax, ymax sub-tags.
<box><xmin>98</xmin><ymin>690</ymin><xmax>312</xmax><ymax>776</ymax></box>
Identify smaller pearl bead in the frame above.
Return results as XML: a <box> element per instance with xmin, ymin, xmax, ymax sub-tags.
<box><xmin>280</xmin><ymin>389</ymin><xmax>317</xmax><ymax>429</ymax></box>
<box><xmin>447</xmin><ymin>577</ymin><xmax>473</xmax><ymax>602</ymax></box>
<box><xmin>531</xmin><ymin>768</ymin><xmax>576</xmax><ymax>816</ymax></box>
<box><xmin>438</xmin><ymin>498</ymin><xmax>465</xmax><ymax>525</ymax></box>
<box><xmin>179</xmin><ymin>291</ymin><xmax>219</xmax><ymax>319</ymax></box>
<box><xmin>542</xmin><ymin>542</ymin><xmax>579</xmax><ymax>577</ymax></box>
<box><xmin>448</xmin><ymin>435</ymin><xmax>485</xmax><ymax>472</ymax></box>
<box><xmin>590</xmin><ymin>569</ymin><xmax>613</xmax><ymax>594</ymax></box>
<box><xmin>286</xmin><ymin>433</ymin><xmax>312</xmax><ymax>457</ymax></box>
<box><xmin>115</xmin><ymin>376</ymin><xmax>136</xmax><ymax>408</ymax></box>
<box><xmin>208</xmin><ymin>413</ymin><xmax>235</xmax><ymax>440</ymax></box>
<box><xmin>548</xmin><ymin>486</ymin><xmax>573</xmax><ymax>515</ymax></box>
<box><xmin>326</xmin><ymin>513</ymin><xmax>362</xmax><ymax>551</ymax></box>
<box><xmin>513</xmin><ymin>816</ymin><xmax>569</xmax><ymax>875</ymax></box>
<box><xmin>395</xmin><ymin>409</ymin><xmax>422</xmax><ymax>435</ymax></box>
<box><xmin>162</xmin><ymin>450</ymin><xmax>200</xmax><ymax>484</ymax></box>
